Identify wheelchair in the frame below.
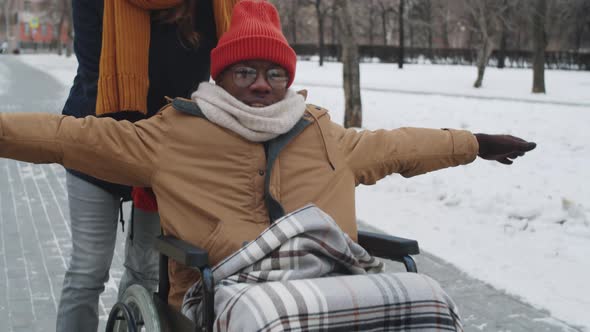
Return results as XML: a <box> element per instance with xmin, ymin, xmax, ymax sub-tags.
<box><xmin>106</xmin><ymin>231</ymin><xmax>420</xmax><ymax>332</ymax></box>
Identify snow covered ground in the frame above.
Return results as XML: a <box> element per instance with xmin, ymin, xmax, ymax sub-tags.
<box><xmin>0</xmin><ymin>60</ymin><xmax>10</xmax><ymax>95</ymax></box>
<box><xmin>14</xmin><ymin>54</ymin><xmax>590</xmax><ymax>330</ymax></box>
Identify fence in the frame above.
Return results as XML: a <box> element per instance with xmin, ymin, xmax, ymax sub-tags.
<box><xmin>292</xmin><ymin>44</ymin><xmax>590</xmax><ymax>70</ymax></box>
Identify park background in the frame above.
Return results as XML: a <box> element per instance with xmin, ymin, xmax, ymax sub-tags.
<box><xmin>1</xmin><ymin>0</ymin><xmax>589</xmax><ymax>331</ymax></box>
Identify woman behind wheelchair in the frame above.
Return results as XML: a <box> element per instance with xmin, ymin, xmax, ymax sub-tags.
<box><xmin>0</xmin><ymin>1</ymin><xmax>535</xmax><ymax>331</ymax></box>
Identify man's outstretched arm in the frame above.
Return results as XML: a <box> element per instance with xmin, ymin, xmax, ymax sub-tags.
<box><xmin>0</xmin><ymin>112</ymin><xmax>167</xmax><ymax>187</ymax></box>
<box><xmin>330</xmin><ymin>120</ymin><xmax>535</xmax><ymax>185</ymax></box>
<box><xmin>330</xmin><ymin>121</ymin><xmax>479</xmax><ymax>184</ymax></box>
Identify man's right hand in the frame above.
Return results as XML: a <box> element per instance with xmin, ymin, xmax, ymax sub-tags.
<box><xmin>474</xmin><ymin>133</ymin><xmax>537</xmax><ymax>165</ymax></box>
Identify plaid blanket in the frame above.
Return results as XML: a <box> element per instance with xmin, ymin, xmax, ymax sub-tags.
<box><xmin>182</xmin><ymin>205</ymin><xmax>462</xmax><ymax>331</ymax></box>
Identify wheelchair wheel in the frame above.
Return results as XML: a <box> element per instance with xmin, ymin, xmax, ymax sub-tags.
<box><xmin>109</xmin><ymin>285</ymin><xmax>162</xmax><ymax>332</ymax></box>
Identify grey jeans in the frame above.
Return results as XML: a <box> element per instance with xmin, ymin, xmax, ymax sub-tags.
<box><xmin>56</xmin><ymin>173</ymin><xmax>160</xmax><ymax>332</ymax></box>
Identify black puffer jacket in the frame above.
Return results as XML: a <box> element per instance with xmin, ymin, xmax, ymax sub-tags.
<box><xmin>64</xmin><ymin>0</ymin><xmax>217</xmax><ymax>197</ymax></box>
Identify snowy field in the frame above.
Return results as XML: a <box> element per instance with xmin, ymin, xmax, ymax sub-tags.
<box><xmin>14</xmin><ymin>54</ymin><xmax>590</xmax><ymax>330</ymax></box>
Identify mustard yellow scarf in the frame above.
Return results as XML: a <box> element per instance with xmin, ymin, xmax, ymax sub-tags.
<box><xmin>96</xmin><ymin>0</ymin><xmax>238</xmax><ymax>116</ymax></box>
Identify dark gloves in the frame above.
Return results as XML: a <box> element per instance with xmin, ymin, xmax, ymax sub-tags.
<box><xmin>474</xmin><ymin>133</ymin><xmax>537</xmax><ymax>165</ymax></box>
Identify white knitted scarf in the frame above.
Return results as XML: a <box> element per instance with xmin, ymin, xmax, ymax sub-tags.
<box><xmin>191</xmin><ymin>83</ymin><xmax>306</xmax><ymax>142</ymax></box>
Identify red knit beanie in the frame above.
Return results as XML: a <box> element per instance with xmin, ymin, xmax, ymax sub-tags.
<box><xmin>211</xmin><ymin>0</ymin><xmax>297</xmax><ymax>87</ymax></box>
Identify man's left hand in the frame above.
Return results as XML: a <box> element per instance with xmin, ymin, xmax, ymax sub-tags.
<box><xmin>474</xmin><ymin>133</ymin><xmax>537</xmax><ymax>165</ymax></box>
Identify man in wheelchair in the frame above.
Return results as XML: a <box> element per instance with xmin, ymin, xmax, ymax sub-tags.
<box><xmin>0</xmin><ymin>0</ymin><xmax>535</xmax><ymax>330</ymax></box>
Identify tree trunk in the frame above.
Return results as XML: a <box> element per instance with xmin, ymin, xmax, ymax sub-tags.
<box><xmin>497</xmin><ymin>0</ymin><xmax>509</xmax><ymax>69</ymax></box>
<box><xmin>65</xmin><ymin>26</ymin><xmax>73</xmax><ymax>56</ymax></box>
<box><xmin>63</xmin><ymin>0</ymin><xmax>73</xmax><ymax>57</ymax></box>
<box><xmin>467</xmin><ymin>29</ymin><xmax>475</xmax><ymax>50</ymax></box>
<box><xmin>441</xmin><ymin>7</ymin><xmax>450</xmax><ymax>48</ymax></box>
<box><xmin>367</xmin><ymin>5</ymin><xmax>375</xmax><ymax>59</ymax></box>
<box><xmin>56</xmin><ymin>0</ymin><xmax>66</xmax><ymax>56</ymax></box>
<box><xmin>408</xmin><ymin>22</ymin><xmax>413</xmax><ymax>47</ymax></box>
<box><xmin>381</xmin><ymin>10</ymin><xmax>387</xmax><ymax>45</ymax></box>
<box><xmin>532</xmin><ymin>0</ymin><xmax>547</xmax><ymax>93</ymax></box>
<box><xmin>290</xmin><ymin>1</ymin><xmax>297</xmax><ymax>43</ymax></box>
<box><xmin>398</xmin><ymin>0</ymin><xmax>404</xmax><ymax>69</ymax></box>
<box><xmin>3</xmin><ymin>7</ymin><xmax>8</xmax><ymax>45</ymax></box>
<box><xmin>573</xmin><ymin>25</ymin><xmax>584</xmax><ymax>51</ymax></box>
<box><xmin>497</xmin><ymin>27</ymin><xmax>507</xmax><ymax>69</ymax></box>
<box><xmin>368</xmin><ymin>3</ymin><xmax>374</xmax><ymax>46</ymax></box>
<box><xmin>4</xmin><ymin>0</ymin><xmax>14</xmax><ymax>51</ymax></box>
<box><xmin>336</xmin><ymin>0</ymin><xmax>362</xmax><ymax>128</ymax></box>
<box><xmin>331</xmin><ymin>6</ymin><xmax>337</xmax><ymax>44</ymax></box>
<box><xmin>473</xmin><ymin>39</ymin><xmax>493</xmax><ymax>88</ymax></box>
<box><xmin>425</xmin><ymin>1</ymin><xmax>433</xmax><ymax>56</ymax></box>
<box><xmin>315</xmin><ymin>0</ymin><xmax>325</xmax><ymax>66</ymax></box>
<box><xmin>318</xmin><ymin>16</ymin><xmax>325</xmax><ymax>66</ymax></box>
<box><xmin>427</xmin><ymin>27</ymin><xmax>433</xmax><ymax>60</ymax></box>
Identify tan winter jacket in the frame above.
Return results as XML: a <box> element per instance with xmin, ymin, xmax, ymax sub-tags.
<box><xmin>0</xmin><ymin>99</ymin><xmax>478</xmax><ymax>307</ymax></box>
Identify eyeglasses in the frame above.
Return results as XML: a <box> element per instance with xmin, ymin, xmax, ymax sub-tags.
<box><xmin>230</xmin><ymin>66</ymin><xmax>289</xmax><ymax>89</ymax></box>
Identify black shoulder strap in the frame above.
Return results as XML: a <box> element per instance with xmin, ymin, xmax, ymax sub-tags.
<box><xmin>264</xmin><ymin>118</ymin><xmax>313</xmax><ymax>222</ymax></box>
<box><xmin>172</xmin><ymin>98</ymin><xmax>206</xmax><ymax>118</ymax></box>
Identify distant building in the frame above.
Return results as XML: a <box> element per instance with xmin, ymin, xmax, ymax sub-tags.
<box><xmin>2</xmin><ymin>0</ymin><xmax>70</xmax><ymax>52</ymax></box>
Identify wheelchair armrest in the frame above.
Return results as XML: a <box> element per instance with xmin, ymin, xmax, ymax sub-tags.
<box><xmin>357</xmin><ymin>230</ymin><xmax>420</xmax><ymax>260</ymax></box>
<box><xmin>155</xmin><ymin>235</ymin><xmax>209</xmax><ymax>268</ymax></box>
<box><xmin>155</xmin><ymin>235</ymin><xmax>214</xmax><ymax>327</ymax></box>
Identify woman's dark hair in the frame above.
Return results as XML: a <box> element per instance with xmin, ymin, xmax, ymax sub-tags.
<box><xmin>156</xmin><ymin>0</ymin><xmax>200</xmax><ymax>48</ymax></box>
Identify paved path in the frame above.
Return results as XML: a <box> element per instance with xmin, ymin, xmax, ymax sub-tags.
<box><xmin>0</xmin><ymin>56</ymin><xmax>127</xmax><ymax>332</ymax></box>
<box><xmin>0</xmin><ymin>56</ymin><xmax>584</xmax><ymax>331</ymax></box>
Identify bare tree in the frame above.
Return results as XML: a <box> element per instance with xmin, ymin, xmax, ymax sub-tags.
<box><xmin>463</xmin><ymin>0</ymin><xmax>508</xmax><ymax>88</ymax></box>
<box><xmin>54</xmin><ymin>0</ymin><xmax>73</xmax><ymax>56</ymax></box>
<box><xmin>49</xmin><ymin>3</ymin><xmax>62</xmax><ymax>52</ymax></box>
<box><xmin>422</xmin><ymin>0</ymin><xmax>433</xmax><ymax>50</ymax></box>
<box><xmin>375</xmin><ymin>0</ymin><xmax>396</xmax><ymax>45</ymax></box>
<box><xmin>287</xmin><ymin>0</ymin><xmax>299</xmax><ymax>43</ymax></box>
<box><xmin>555</xmin><ymin>0</ymin><xmax>590</xmax><ymax>51</ymax></box>
<box><xmin>0</xmin><ymin>0</ymin><xmax>4</xmax><ymax>33</ymax></box>
<box><xmin>531</xmin><ymin>0</ymin><xmax>547</xmax><ymax>93</ymax></box>
<box><xmin>2</xmin><ymin>0</ymin><xmax>13</xmax><ymax>42</ymax></box>
<box><xmin>311</xmin><ymin>0</ymin><xmax>332</xmax><ymax>66</ymax></box>
<box><xmin>269</xmin><ymin>0</ymin><xmax>588</xmax><ymax>72</ymax></box>
<box><xmin>434</xmin><ymin>0</ymin><xmax>452</xmax><ymax>48</ymax></box>
<box><xmin>407</xmin><ymin>0</ymin><xmax>434</xmax><ymax>51</ymax></box>
<box><xmin>1</xmin><ymin>0</ymin><xmax>6</xmax><ymax>41</ymax></box>
<box><xmin>570</xmin><ymin>1</ymin><xmax>590</xmax><ymax>50</ymax></box>
<box><xmin>335</xmin><ymin>0</ymin><xmax>362</xmax><ymax>128</ymax></box>
<box><xmin>330</xmin><ymin>2</ymin><xmax>338</xmax><ymax>44</ymax></box>
<box><xmin>574</xmin><ymin>1</ymin><xmax>590</xmax><ymax>50</ymax></box>
<box><xmin>65</xmin><ymin>0</ymin><xmax>73</xmax><ymax>56</ymax></box>
<box><xmin>271</xmin><ymin>0</ymin><xmax>300</xmax><ymax>44</ymax></box>
<box><xmin>3</xmin><ymin>0</ymin><xmax>17</xmax><ymax>51</ymax></box>
<box><xmin>398</xmin><ymin>0</ymin><xmax>404</xmax><ymax>68</ymax></box>
<box><xmin>496</xmin><ymin>0</ymin><xmax>510</xmax><ymax>68</ymax></box>
<box><xmin>367</xmin><ymin>0</ymin><xmax>379</xmax><ymax>46</ymax></box>
<box><xmin>49</xmin><ymin>0</ymin><xmax>65</xmax><ymax>54</ymax></box>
